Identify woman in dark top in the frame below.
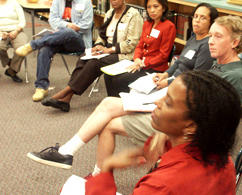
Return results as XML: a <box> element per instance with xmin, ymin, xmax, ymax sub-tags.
<box><xmin>152</xmin><ymin>3</ymin><xmax>218</xmax><ymax>90</ymax></box>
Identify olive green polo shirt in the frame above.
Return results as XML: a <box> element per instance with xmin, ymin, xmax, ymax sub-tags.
<box><xmin>209</xmin><ymin>60</ymin><xmax>242</xmax><ymax>104</ymax></box>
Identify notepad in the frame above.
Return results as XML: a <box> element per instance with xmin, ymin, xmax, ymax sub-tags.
<box><xmin>101</xmin><ymin>59</ymin><xmax>134</xmax><ymax>75</ymax></box>
<box><xmin>128</xmin><ymin>73</ymin><xmax>157</xmax><ymax>94</ymax></box>
<box><xmin>60</xmin><ymin>175</ymin><xmax>122</xmax><ymax>195</ymax></box>
<box><xmin>120</xmin><ymin>87</ymin><xmax>168</xmax><ymax>112</ymax></box>
<box><xmin>33</xmin><ymin>28</ymin><xmax>53</xmax><ymax>37</ymax></box>
<box><xmin>80</xmin><ymin>48</ymin><xmax>110</xmax><ymax>60</ymax></box>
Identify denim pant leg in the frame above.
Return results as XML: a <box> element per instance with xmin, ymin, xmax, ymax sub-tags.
<box><xmin>34</xmin><ymin>46</ymin><xmax>61</xmax><ymax>89</ymax></box>
<box><xmin>30</xmin><ymin>28</ymin><xmax>85</xmax><ymax>52</ymax></box>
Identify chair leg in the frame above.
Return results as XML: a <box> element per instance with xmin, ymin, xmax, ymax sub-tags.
<box><xmin>24</xmin><ymin>57</ymin><xmax>29</xmax><ymax>83</ymax></box>
<box><xmin>89</xmin><ymin>77</ymin><xmax>100</xmax><ymax>97</ymax></box>
<box><xmin>60</xmin><ymin>54</ymin><xmax>71</xmax><ymax>77</ymax></box>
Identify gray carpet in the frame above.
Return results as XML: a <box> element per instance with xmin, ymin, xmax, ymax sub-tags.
<box><xmin>0</xmin><ymin>11</ymin><xmax>241</xmax><ymax>195</ymax></box>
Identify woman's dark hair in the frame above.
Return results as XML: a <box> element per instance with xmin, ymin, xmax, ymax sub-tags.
<box><xmin>144</xmin><ymin>0</ymin><xmax>169</xmax><ymax>22</ymax></box>
<box><xmin>189</xmin><ymin>3</ymin><xmax>219</xmax><ymax>30</ymax></box>
<box><xmin>180</xmin><ymin>71</ymin><xmax>241</xmax><ymax>169</ymax></box>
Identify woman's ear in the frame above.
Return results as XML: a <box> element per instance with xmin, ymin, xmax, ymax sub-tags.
<box><xmin>183</xmin><ymin>121</ymin><xmax>197</xmax><ymax>139</ymax></box>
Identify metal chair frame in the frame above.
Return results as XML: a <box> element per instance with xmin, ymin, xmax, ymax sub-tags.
<box><xmin>58</xmin><ymin>51</ymin><xmax>84</xmax><ymax>77</ymax></box>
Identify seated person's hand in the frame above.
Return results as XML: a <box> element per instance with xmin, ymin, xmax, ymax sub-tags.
<box><xmin>126</xmin><ymin>63</ymin><xmax>140</xmax><ymax>73</ymax></box>
<box><xmin>0</xmin><ymin>31</ymin><xmax>8</xmax><ymax>39</ymax></box>
<box><xmin>67</xmin><ymin>23</ymin><xmax>80</xmax><ymax>32</ymax></box>
<box><xmin>101</xmin><ymin>147</ymin><xmax>146</xmax><ymax>172</ymax></box>
<box><xmin>152</xmin><ymin>72</ymin><xmax>169</xmax><ymax>84</ymax></box>
<box><xmin>156</xmin><ymin>79</ymin><xmax>168</xmax><ymax>90</ymax></box>
<box><xmin>91</xmin><ymin>45</ymin><xmax>107</xmax><ymax>55</ymax></box>
<box><xmin>126</xmin><ymin>58</ymin><xmax>144</xmax><ymax>73</ymax></box>
<box><xmin>8</xmin><ymin>30</ymin><xmax>18</xmax><ymax>39</ymax></box>
<box><xmin>143</xmin><ymin>133</ymin><xmax>169</xmax><ymax>164</ymax></box>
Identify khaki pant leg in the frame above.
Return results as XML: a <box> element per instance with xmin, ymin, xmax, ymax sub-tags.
<box><xmin>9</xmin><ymin>31</ymin><xmax>28</xmax><ymax>72</ymax></box>
<box><xmin>0</xmin><ymin>38</ymin><xmax>10</xmax><ymax>68</ymax></box>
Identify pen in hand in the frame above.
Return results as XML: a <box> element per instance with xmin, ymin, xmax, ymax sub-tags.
<box><xmin>142</xmin><ymin>102</ymin><xmax>155</xmax><ymax>105</ymax></box>
<box><xmin>92</xmin><ymin>50</ymin><xmax>103</xmax><ymax>55</ymax></box>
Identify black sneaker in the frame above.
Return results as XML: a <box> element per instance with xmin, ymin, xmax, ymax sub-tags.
<box><xmin>27</xmin><ymin>143</ymin><xmax>73</xmax><ymax>169</ymax></box>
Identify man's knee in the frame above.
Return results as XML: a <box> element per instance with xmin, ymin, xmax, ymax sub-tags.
<box><xmin>61</xmin><ymin>27</ymin><xmax>76</xmax><ymax>35</ymax></box>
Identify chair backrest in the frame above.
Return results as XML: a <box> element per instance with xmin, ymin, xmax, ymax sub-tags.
<box><xmin>235</xmin><ymin>147</ymin><xmax>242</xmax><ymax>191</ymax></box>
<box><xmin>168</xmin><ymin>45</ymin><xmax>176</xmax><ymax>63</ymax></box>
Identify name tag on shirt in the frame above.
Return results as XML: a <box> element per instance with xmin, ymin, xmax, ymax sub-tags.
<box><xmin>118</xmin><ymin>23</ymin><xmax>126</xmax><ymax>31</ymax></box>
<box><xmin>75</xmin><ymin>4</ymin><xmax>85</xmax><ymax>12</ymax></box>
<box><xmin>150</xmin><ymin>29</ymin><xmax>160</xmax><ymax>38</ymax></box>
<box><xmin>184</xmin><ymin>50</ymin><xmax>195</xmax><ymax>60</ymax></box>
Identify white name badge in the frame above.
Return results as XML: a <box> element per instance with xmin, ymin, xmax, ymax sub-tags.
<box><xmin>150</xmin><ymin>29</ymin><xmax>160</xmax><ymax>38</ymax></box>
<box><xmin>76</xmin><ymin>4</ymin><xmax>85</xmax><ymax>12</ymax></box>
<box><xmin>118</xmin><ymin>23</ymin><xmax>126</xmax><ymax>31</ymax></box>
<box><xmin>184</xmin><ymin>50</ymin><xmax>195</xmax><ymax>60</ymax></box>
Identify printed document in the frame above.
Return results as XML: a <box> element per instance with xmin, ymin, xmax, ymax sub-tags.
<box><xmin>33</xmin><ymin>28</ymin><xmax>53</xmax><ymax>37</ymax></box>
<box><xmin>60</xmin><ymin>175</ymin><xmax>122</xmax><ymax>195</ymax></box>
<box><xmin>80</xmin><ymin>48</ymin><xmax>109</xmax><ymax>60</ymax></box>
<box><xmin>128</xmin><ymin>73</ymin><xmax>157</xmax><ymax>94</ymax></box>
<box><xmin>120</xmin><ymin>87</ymin><xmax>168</xmax><ymax>112</ymax></box>
<box><xmin>101</xmin><ymin>59</ymin><xmax>134</xmax><ymax>76</ymax></box>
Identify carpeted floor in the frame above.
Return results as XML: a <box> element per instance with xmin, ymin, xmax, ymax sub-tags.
<box><xmin>0</xmin><ymin>11</ymin><xmax>241</xmax><ymax>195</ymax></box>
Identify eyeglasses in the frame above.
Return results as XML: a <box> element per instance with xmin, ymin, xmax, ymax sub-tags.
<box><xmin>191</xmin><ymin>15</ymin><xmax>210</xmax><ymax>21</ymax></box>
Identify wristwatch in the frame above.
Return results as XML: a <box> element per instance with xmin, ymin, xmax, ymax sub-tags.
<box><xmin>112</xmin><ymin>46</ymin><xmax>116</xmax><ymax>53</ymax></box>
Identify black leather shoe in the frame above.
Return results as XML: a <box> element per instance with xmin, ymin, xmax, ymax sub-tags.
<box><xmin>5</xmin><ymin>69</ymin><xmax>22</xmax><ymax>83</ymax></box>
<box><xmin>41</xmin><ymin>97</ymin><xmax>70</xmax><ymax>112</ymax></box>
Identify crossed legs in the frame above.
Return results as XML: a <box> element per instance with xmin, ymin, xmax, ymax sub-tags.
<box><xmin>51</xmin><ymin>85</ymin><xmax>74</xmax><ymax>103</ymax></box>
<box><xmin>27</xmin><ymin>97</ymin><xmax>132</xmax><ymax>170</ymax></box>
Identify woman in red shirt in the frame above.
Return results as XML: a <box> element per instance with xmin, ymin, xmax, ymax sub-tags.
<box><xmin>104</xmin><ymin>0</ymin><xmax>176</xmax><ymax>97</ymax></box>
<box><xmin>86</xmin><ymin>71</ymin><xmax>241</xmax><ymax>195</ymax></box>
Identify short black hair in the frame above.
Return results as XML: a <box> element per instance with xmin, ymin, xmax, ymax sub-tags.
<box><xmin>189</xmin><ymin>3</ymin><xmax>219</xmax><ymax>30</ymax></box>
<box><xmin>144</xmin><ymin>0</ymin><xmax>169</xmax><ymax>22</ymax></box>
<box><xmin>180</xmin><ymin>71</ymin><xmax>241</xmax><ymax>169</ymax></box>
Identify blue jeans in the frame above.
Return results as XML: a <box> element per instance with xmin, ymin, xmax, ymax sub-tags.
<box><xmin>30</xmin><ymin>28</ymin><xmax>85</xmax><ymax>89</ymax></box>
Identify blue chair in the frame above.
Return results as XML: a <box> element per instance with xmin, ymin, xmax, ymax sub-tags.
<box><xmin>235</xmin><ymin>147</ymin><xmax>242</xmax><ymax>192</ymax></box>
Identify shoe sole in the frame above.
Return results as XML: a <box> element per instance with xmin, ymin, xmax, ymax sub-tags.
<box><xmin>27</xmin><ymin>152</ymin><xmax>72</xmax><ymax>169</ymax></box>
<box><xmin>45</xmin><ymin>100</ymin><xmax>69</xmax><ymax>112</ymax></box>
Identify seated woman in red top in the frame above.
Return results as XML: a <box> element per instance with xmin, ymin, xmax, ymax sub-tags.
<box><xmin>86</xmin><ymin>71</ymin><xmax>241</xmax><ymax>195</ymax></box>
<box><xmin>104</xmin><ymin>0</ymin><xmax>176</xmax><ymax>97</ymax></box>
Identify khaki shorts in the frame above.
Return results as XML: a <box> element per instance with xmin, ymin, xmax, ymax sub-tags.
<box><xmin>121</xmin><ymin>112</ymin><xmax>158</xmax><ymax>146</ymax></box>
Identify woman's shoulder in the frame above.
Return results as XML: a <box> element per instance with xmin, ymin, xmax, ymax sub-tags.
<box><xmin>9</xmin><ymin>0</ymin><xmax>20</xmax><ymax>7</ymax></box>
<box><xmin>8</xmin><ymin>0</ymin><xmax>17</xmax><ymax>4</ymax></box>
<box><xmin>157</xmin><ymin>19</ymin><xmax>176</xmax><ymax>30</ymax></box>
<box><xmin>143</xmin><ymin>20</ymin><xmax>152</xmax><ymax>26</ymax></box>
<box><xmin>105</xmin><ymin>8</ymin><xmax>115</xmax><ymax>17</ymax></box>
<box><xmin>186</xmin><ymin>35</ymin><xmax>210</xmax><ymax>49</ymax></box>
<box><xmin>126</xmin><ymin>6</ymin><xmax>140</xmax><ymax>14</ymax></box>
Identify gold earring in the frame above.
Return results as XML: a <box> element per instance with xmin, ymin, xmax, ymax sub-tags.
<box><xmin>183</xmin><ymin>132</ymin><xmax>193</xmax><ymax>140</ymax></box>
<box><xmin>183</xmin><ymin>132</ymin><xmax>188</xmax><ymax>140</ymax></box>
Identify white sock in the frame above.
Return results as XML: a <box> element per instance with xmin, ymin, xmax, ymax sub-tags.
<box><xmin>58</xmin><ymin>134</ymin><xmax>85</xmax><ymax>156</ymax></box>
<box><xmin>92</xmin><ymin>164</ymin><xmax>101</xmax><ymax>177</ymax></box>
